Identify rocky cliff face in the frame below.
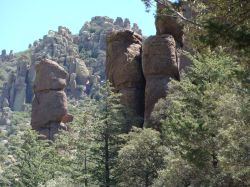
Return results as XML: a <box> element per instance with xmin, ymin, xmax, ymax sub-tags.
<box><xmin>106</xmin><ymin>5</ymin><xmax>186</xmax><ymax>129</ymax></box>
<box><xmin>30</xmin><ymin>26</ymin><xmax>90</xmax><ymax>99</ymax></box>
<box><xmin>0</xmin><ymin>56</ymin><xmax>30</xmax><ymax>111</ymax></box>
<box><xmin>143</xmin><ymin>34</ymin><xmax>180</xmax><ymax>128</ymax></box>
<box><xmin>0</xmin><ymin>49</ymin><xmax>15</xmax><ymax>63</ymax></box>
<box><xmin>77</xmin><ymin>16</ymin><xmax>142</xmax><ymax>81</ymax></box>
<box><xmin>106</xmin><ymin>30</ymin><xmax>145</xmax><ymax>129</ymax></box>
<box><xmin>0</xmin><ymin>16</ymin><xmax>142</xmax><ymax>112</ymax></box>
<box><xmin>142</xmin><ymin>2</ymin><xmax>184</xmax><ymax>128</ymax></box>
<box><xmin>31</xmin><ymin>59</ymin><xmax>73</xmax><ymax>139</ymax></box>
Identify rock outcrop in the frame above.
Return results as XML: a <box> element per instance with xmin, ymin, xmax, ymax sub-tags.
<box><xmin>0</xmin><ymin>107</ymin><xmax>12</xmax><ymax>127</ymax></box>
<box><xmin>106</xmin><ymin>30</ymin><xmax>145</xmax><ymax>129</ymax></box>
<box><xmin>0</xmin><ymin>56</ymin><xmax>30</xmax><ymax>111</ymax></box>
<box><xmin>142</xmin><ymin>2</ymin><xmax>184</xmax><ymax>128</ymax></box>
<box><xmin>155</xmin><ymin>2</ymin><xmax>184</xmax><ymax>47</ymax></box>
<box><xmin>30</xmin><ymin>26</ymin><xmax>90</xmax><ymax>99</ymax></box>
<box><xmin>0</xmin><ymin>49</ymin><xmax>15</xmax><ymax>62</ymax></box>
<box><xmin>0</xmin><ymin>16</ymin><xmax>143</xmax><ymax>112</ymax></box>
<box><xmin>31</xmin><ymin>59</ymin><xmax>73</xmax><ymax>139</ymax></box>
<box><xmin>142</xmin><ymin>35</ymin><xmax>180</xmax><ymax>128</ymax></box>
<box><xmin>78</xmin><ymin>16</ymin><xmax>142</xmax><ymax>81</ymax></box>
<box><xmin>104</xmin><ymin>6</ymin><xmax>185</xmax><ymax>129</ymax></box>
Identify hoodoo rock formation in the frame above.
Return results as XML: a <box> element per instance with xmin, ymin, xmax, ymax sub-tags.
<box><xmin>155</xmin><ymin>2</ymin><xmax>184</xmax><ymax>47</ymax></box>
<box><xmin>142</xmin><ymin>2</ymin><xmax>184</xmax><ymax>127</ymax></box>
<box><xmin>0</xmin><ymin>17</ymin><xmax>143</xmax><ymax>112</ymax></box>
<box><xmin>31</xmin><ymin>59</ymin><xmax>73</xmax><ymax>139</ymax></box>
<box><xmin>105</xmin><ymin>4</ymin><xmax>185</xmax><ymax>129</ymax></box>
<box><xmin>0</xmin><ymin>56</ymin><xmax>30</xmax><ymax>111</ymax></box>
<box><xmin>106</xmin><ymin>30</ymin><xmax>145</xmax><ymax>128</ymax></box>
<box><xmin>142</xmin><ymin>35</ymin><xmax>180</xmax><ymax>128</ymax></box>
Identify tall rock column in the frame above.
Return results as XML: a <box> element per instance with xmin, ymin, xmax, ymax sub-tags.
<box><xmin>106</xmin><ymin>30</ymin><xmax>145</xmax><ymax>129</ymax></box>
<box><xmin>0</xmin><ymin>56</ymin><xmax>30</xmax><ymax>111</ymax></box>
<box><xmin>142</xmin><ymin>2</ymin><xmax>184</xmax><ymax>128</ymax></box>
<box><xmin>31</xmin><ymin>59</ymin><xmax>73</xmax><ymax>139</ymax></box>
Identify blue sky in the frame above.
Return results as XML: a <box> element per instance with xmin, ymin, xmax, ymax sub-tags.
<box><xmin>0</xmin><ymin>0</ymin><xmax>156</xmax><ymax>52</ymax></box>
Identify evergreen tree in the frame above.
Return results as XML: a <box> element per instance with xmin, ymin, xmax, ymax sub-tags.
<box><xmin>1</xmin><ymin>130</ymin><xmax>68</xmax><ymax>187</ymax></box>
<box><xmin>54</xmin><ymin>98</ymin><xmax>98</xmax><ymax>186</ymax></box>
<box><xmin>151</xmin><ymin>51</ymin><xmax>249</xmax><ymax>186</ymax></box>
<box><xmin>117</xmin><ymin>128</ymin><xmax>165</xmax><ymax>187</ymax></box>
<box><xmin>90</xmin><ymin>82</ymin><xmax>129</xmax><ymax>187</ymax></box>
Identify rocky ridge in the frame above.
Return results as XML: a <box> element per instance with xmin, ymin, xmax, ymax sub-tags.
<box><xmin>0</xmin><ymin>16</ymin><xmax>142</xmax><ymax>114</ymax></box>
<box><xmin>106</xmin><ymin>4</ymin><xmax>186</xmax><ymax>129</ymax></box>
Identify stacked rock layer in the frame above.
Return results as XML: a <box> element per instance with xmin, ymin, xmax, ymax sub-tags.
<box><xmin>31</xmin><ymin>59</ymin><xmax>73</xmax><ymax>139</ymax></box>
<box><xmin>106</xmin><ymin>30</ymin><xmax>145</xmax><ymax>129</ymax></box>
<box><xmin>106</xmin><ymin>3</ymin><xmax>185</xmax><ymax>130</ymax></box>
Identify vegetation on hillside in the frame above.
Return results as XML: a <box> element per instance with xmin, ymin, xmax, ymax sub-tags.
<box><xmin>0</xmin><ymin>0</ymin><xmax>249</xmax><ymax>186</ymax></box>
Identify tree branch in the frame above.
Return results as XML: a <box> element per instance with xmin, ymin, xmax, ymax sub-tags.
<box><xmin>155</xmin><ymin>0</ymin><xmax>203</xmax><ymax>27</ymax></box>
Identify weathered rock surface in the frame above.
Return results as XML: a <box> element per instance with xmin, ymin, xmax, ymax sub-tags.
<box><xmin>142</xmin><ymin>35</ymin><xmax>180</xmax><ymax>128</ymax></box>
<box><xmin>0</xmin><ymin>16</ymin><xmax>143</xmax><ymax>111</ymax></box>
<box><xmin>0</xmin><ymin>56</ymin><xmax>30</xmax><ymax>111</ymax></box>
<box><xmin>78</xmin><ymin>16</ymin><xmax>143</xmax><ymax>82</ymax></box>
<box><xmin>30</xmin><ymin>26</ymin><xmax>90</xmax><ymax>98</ymax></box>
<box><xmin>31</xmin><ymin>59</ymin><xmax>73</xmax><ymax>139</ymax></box>
<box><xmin>0</xmin><ymin>107</ymin><xmax>12</xmax><ymax>127</ymax></box>
<box><xmin>0</xmin><ymin>49</ymin><xmax>15</xmax><ymax>62</ymax></box>
<box><xmin>155</xmin><ymin>3</ymin><xmax>184</xmax><ymax>47</ymax></box>
<box><xmin>106</xmin><ymin>30</ymin><xmax>145</xmax><ymax>128</ymax></box>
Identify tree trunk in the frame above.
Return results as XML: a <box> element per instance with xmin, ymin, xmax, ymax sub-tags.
<box><xmin>84</xmin><ymin>149</ymin><xmax>88</xmax><ymax>187</ymax></box>
<box><xmin>145</xmin><ymin>172</ymin><xmax>149</xmax><ymax>187</ymax></box>
<box><xmin>104</xmin><ymin>133</ymin><xmax>110</xmax><ymax>187</ymax></box>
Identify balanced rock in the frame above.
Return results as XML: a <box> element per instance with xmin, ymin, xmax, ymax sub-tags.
<box><xmin>142</xmin><ymin>34</ymin><xmax>180</xmax><ymax>128</ymax></box>
<box><xmin>106</xmin><ymin>30</ymin><xmax>145</xmax><ymax>128</ymax></box>
<box><xmin>31</xmin><ymin>59</ymin><xmax>73</xmax><ymax>139</ymax></box>
<box><xmin>33</xmin><ymin>59</ymin><xmax>67</xmax><ymax>92</ymax></box>
<box><xmin>155</xmin><ymin>2</ymin><xmax>184</xmax><ymax>47</ymax></box>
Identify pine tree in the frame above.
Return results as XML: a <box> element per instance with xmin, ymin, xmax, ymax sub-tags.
<box><xmin>117</xmin><ymin>128</ymin><xmax>165</xmax><ymax>187</ymax></box>
<box><xmin>1</xmin><ymin>129</ymin><xmax>68</xmax><ymax>187</ymax></box>
<box><xmin>151</xmin><ymin>51</ymin><xmax>249</xmax><ymax>186</ymax></box>
<box><xmin>90</xmin><ymin>82</ymin><xmax>128</xmax><ymax>187</ymax></box>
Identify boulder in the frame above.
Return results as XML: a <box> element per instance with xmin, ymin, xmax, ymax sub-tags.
<box><xmin>75</xmin><ymin>58</ymin><xmax>89</xmax><ymax>85</ymax></box>
<box><xmin>33</xmin><ymin>59</ymin><xmax>68</xmax><ymax>92</ymax></box>
<box><xmin>155</xmin><ymin>2</ymin><xmax>184</xmax><ymax>47</ymax></box>
<box><xmin>31</xmin><ymin>90</ymin><xmax>68</xmax><ymax>129</ymax></box>
<box><xmin>142</xmin><ymin>34</ymin><xmax>180</xmax><ymax>128</ymax></box>
<box><xmin>31</xmin><ymin>59</ymin><xmax>73</xmax><ymax>139</ymax></box>
<box><xmin>106</xmin><ymin>30</ymin><xmax>145</xmax><ymax>128</ymax></box>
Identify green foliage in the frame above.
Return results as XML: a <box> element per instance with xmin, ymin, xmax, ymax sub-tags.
<box><xmin>55</xmin><ymin>82</ymin><xmax>134</xmax><ymax>186</ymax></box>
<box><xmin>152</xmin><ymin>51</ymin><xmax>249</xmax><ymax>186</ymax></box>
<box><xmin>117</xmin><ymin>128</ymin><xmax>165</xmax><ymax>187</ymax></box>
<box><xmin>89</xmin><ymin>82</ymin><xmax>128</xmax><ymax>186</ymax></box>
<box><xmin>141</xmin><ymin>0</ymin><xmax>250</xmax><ymax>64</ymax></box>
<box><xmin>55</xmin><ymin>97</ymin><xmax>99</xmax><ymax>186</ymax></box>
<box><xmin>1</xmin><ymin>130</ymin><xmax>69</xmax><ymax>187</ymax></box>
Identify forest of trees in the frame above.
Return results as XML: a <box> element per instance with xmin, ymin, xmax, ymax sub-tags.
<box><xmin>0</xmin><ymin>0</ymin><xmax>249</xmax><ymax>186</ymax></box>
